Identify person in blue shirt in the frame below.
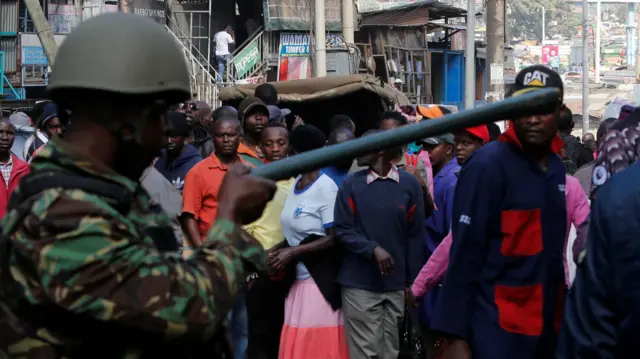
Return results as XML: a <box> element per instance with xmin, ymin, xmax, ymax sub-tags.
<box><xmin>432</xmin><ymin>65</ymin><xmax>567</xmax><ymax>359</ymax></box>
<box><xmin>335</xmin><ymin>129</ymin><xmax>426</xmax><ymax>359</ymax></box>
<box><xmin>418</xmin><ymin>132</ymin><xmax>459</xmax><ymax>346</ymax></box>
<box><xmin>422</xmin><ymin>133</ymin><xmax>458</xmax><ymax>254</ymax></box>
<box><xmin>154</xmin><ymin>111</ymin><xmax>201</xmax><ymax>192</ymax></box>
<box><xmin>323</xmin><ymin>126</ymin><xmax>355</xmax><ymax>187</ymax></box>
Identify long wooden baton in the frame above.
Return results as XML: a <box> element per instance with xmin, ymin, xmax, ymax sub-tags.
<box><xmin>252</xmin><ymin>88</ymin><xmax>561</xmax><ymax>181</ymax></box>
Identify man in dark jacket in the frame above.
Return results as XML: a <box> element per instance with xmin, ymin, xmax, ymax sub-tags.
<box><xmin>155</xmin><ymin>111</ymin><xmax>201</xmax><ymax>192</ymax></box>
<box><xmin>433</xmin><ymin>66</ymin><xmax>567</xmax><ymax>359</ymax></box>
<box><xmin>557</xmin><ymin>108</ymin><xmax>640</xmax><ymax>359</ymax></box>
<box><xmin>187</xmin><ymin>100</ymin><xmax>214</xmax><ymax>158</ymax></box>
<box><xmin>558</xmin><ymin>107</ymin><xmax>593</xmax><ymax>170</ymax></box>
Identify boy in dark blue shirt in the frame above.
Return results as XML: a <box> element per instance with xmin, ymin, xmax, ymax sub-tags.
<box><xmin>322</xmin><ymin>127</ymin><xmax>355</xmax><ymax>187</ymax></box>
<box><xmin>335</xmin><ymin>131</ymin><xmax>426</xmax><ymax>359</ymax></box>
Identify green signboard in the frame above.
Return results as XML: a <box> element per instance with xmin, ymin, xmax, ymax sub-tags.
<box><xmin>234</xmin><ymin>40</ymin><xmax>261</xmax><ymax>79</ymax></box>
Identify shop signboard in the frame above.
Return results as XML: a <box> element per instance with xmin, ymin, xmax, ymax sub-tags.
<box><xmin>277</xmin><ymin>32</ymin><xmax>346</xmax><ymax>81</ymax></box>
<box><xmin>121</xmin><ymin>0</ymin><xmax>166</xmax><ymax>24</ymax></box>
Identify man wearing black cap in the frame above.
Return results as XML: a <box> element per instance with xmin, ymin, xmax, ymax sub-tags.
<box><xmin>238</xmin><ymin>97</ymin><xmax>269</xmax><ymax>164</ymax></box>
<box><xmin>23</xmin><ymin>102</ymin><xmax>64</xmax><ymax>163</ymax></box>
<box><xmin>154</xmin><ymin>111</ymin><xmax>202</xmax><ymax>192</ymax></box>
<box><xmin>421</xmin><ymin>133</ymin><xmax>455</xmax><ymax>176</ymax></box>
<box><xmin>431</xmin><ymin>65</ymin><xmax>567</xmax><ymax>359</ymax></box>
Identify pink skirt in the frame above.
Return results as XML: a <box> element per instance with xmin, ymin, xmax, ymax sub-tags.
<box><xmin>279</xmin><ymin>277</ymin><xmax>349</xmax><ymax>359</ymax></box>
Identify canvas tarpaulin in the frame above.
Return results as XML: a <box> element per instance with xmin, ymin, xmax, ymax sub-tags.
<box><xmin>219</xmin><ymin>74</ymin><xmax>411</xmax><ymax>107</ymax></box>
<box><xmin>220</xmin><ymin>75</ymin><xmax>411</xmax><ymax>135</ymax></box>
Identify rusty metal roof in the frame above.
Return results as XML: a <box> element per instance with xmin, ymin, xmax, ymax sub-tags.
<box><xmin>359</xmin><ymin>0</ymin><xmax>466</xmax><ymax>27</ymax></box>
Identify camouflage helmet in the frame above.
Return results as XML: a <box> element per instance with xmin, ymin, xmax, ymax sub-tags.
<box><xmin>47</xmin><ymin>13</ymin><xmax>191</xmax><ymax>105</ymax></box>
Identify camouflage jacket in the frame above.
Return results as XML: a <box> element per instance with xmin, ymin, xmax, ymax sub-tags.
<box><xmin>0</xmin><ymin>140</ymin><xmax>267</xmax><ymax>358</ymax></box>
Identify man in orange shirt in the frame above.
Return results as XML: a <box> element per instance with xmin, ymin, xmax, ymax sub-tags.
<box><xmin>181</xmin><ymin>117</ymin><xmax>250</xmax><ymax>245</ymax></box>
<box><xmin>181</xmin><ymin>115</ymin><xmax>256</xmax><ymax>359</ymax></box>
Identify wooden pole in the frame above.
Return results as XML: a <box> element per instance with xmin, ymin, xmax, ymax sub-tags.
<box><xmin>23</xmin><ymin>0</ymin><xmax>58</xmax><ymax>66</ymax></box>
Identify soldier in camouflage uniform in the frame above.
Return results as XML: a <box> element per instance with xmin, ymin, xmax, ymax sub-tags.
<box><xmin>0</xmin><ymin>13</ymin><xmax>276</xmax><ymax>358</ymax></box>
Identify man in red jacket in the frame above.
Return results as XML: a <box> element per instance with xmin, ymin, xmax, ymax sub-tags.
<box><xmin>0</xmin><ymin>118</ymin><xmax>29</xmax><ymax>218</ymax></box>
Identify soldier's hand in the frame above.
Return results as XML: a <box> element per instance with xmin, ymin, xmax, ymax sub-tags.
<box><xmin>217</xmin><ymin>164</ymin><xmax>277</xmax><ymax>224</ymax></box>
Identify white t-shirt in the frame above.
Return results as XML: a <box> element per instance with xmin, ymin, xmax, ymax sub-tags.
<box><xmin>281</xmin><ymin>173</ymin><xmax>338</xmax><ymax>280</ymax></box>
<box><xmin>214</xmin><ymin>31</ymin><xmax>234</xmax><ymax>56</ymax></box>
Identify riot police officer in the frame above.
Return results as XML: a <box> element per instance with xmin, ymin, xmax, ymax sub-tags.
<box><xmin>0</xmin><ymin>13</ymin><xmax>275</xmax><ymax>359</ymax></box>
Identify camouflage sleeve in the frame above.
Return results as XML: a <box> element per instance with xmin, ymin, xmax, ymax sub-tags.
<box><xmin>10</xmin><ymin>193</ymin><xmax>267</xmax><ymax>339</ymax></box>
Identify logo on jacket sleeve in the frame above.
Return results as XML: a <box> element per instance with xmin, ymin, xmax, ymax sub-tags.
<box><xmin>459</xmin><ymin>214</ymin><xmax>471</xmax><ymax>225</ymax></box>
<box><xmin>172</xmin><ymin>177</ymin><xmax>185</xmax><ymax>190</ymax></box>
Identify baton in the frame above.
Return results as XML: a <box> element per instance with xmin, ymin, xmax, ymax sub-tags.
<box><xmin>252</xmin><ymin>88</ymin><xmax>561</xmax><ymax>181</ymax></box>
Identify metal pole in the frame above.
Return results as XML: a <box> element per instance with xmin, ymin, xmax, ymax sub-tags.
<box><xmin>252</xmin><ymin>88</ymin><xmax>561</xmax><ymax>181</ymax></box>
<box><xmin>541</xmin><ymin>6</ymin><xmax>545</xmax><ymax>43</ymax></box>
<box><xmin>341</xmin><ymin>0</ymin><xmax>354</xmax><ymax>44</ymax></box>
<box><xmin>595</xmin><ymin>0</ymin><xmax>601</xmax><ymax>83</ymax></box>
<box><xmin>628</xmin><ymin>4</ymin><xmax>634</xmax><ymax>66</ymax></box>
<box><xmin>23</xmin><ymin>0</ymin><xmax>58</xmax><ymax>65</ymax></box>
<box><xmin>314</xmin><ymin>0</ymin><xmax>327</xmax><ymax>77</ymax></box>
<box><xmin>207</xmin><ymin>0</ymin><xmax>212</xmax><ymax>73</ymax></box>
<box><xmin>464</xmin><ymin>0</ymin><xmax>476</xmax><ymax>109</ymax></box>
<box><xmin>74</xmin><ymin>0</ymin><xmax>83</xmax><ymax>22</ymax></box>
<box><xmin>486</xmin><ymin>0</ymin><xmax>505</xmax><ymax>103</ymax></box>
<box><xmin>636</xmin><ymin>10</ymin><xmax>640</xmax><ymax>82</ymax></box>
<box><xmin>582</xmin><ymin>0</ymin><xmax>589</xmax><ymax>134</ymax></box>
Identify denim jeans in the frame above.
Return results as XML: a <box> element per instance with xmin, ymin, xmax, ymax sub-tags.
<box><xmin>216</xmin><ymin>54</ymin><xmax>232</xmax><ymax>82</ymax></box>
<box><xmin>227</xmin><ymin>289</ymin><xmax>248</xmax><ymax>359</ymax></box>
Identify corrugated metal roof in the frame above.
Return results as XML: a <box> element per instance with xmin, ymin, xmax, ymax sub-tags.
<box><xmin>0</xmin><ymin>38</ymin><xmax>18</xmax><ymax>73</ymax></box>
<box><xmin>0</xmin><ymin>0</ymin><xmax>19</xmax><ymax>33</ymax></box>
<box><xmin>427</xmin><ymin>22</ymin><xmax>466</xmax><ymax>30</ymax></box>
<box><xmin>359</xmin><ymin>0</ymin><xmax>465</xmax><ymax>27</ymax></box>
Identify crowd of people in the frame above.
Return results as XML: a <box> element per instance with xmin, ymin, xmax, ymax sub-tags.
<box><xmin>2</xmin><ymin>12</ymin><xmax>640</xmax><ymax>359</ymax></box>
<box><xmin>0</xmin><ymin>65</ymin><xmax>609</xmax><ymax>359</ymax></box>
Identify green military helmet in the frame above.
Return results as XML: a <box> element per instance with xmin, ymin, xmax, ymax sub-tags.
<box><xmin>47</xmin><ymin>12</ymin><xmax>191</xmax><ymax>105</ymax></box>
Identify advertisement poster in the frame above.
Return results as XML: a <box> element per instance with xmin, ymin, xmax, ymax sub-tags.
<box><xmin>121</xmin><ymin>0</ymin><xmax>166</xmax><ymax>24</ymax></box>
<box><xmin>236</xmin><ymin>76</ymin><xmax>266</xmax><ymax>85</ymax></box>
<box><xmin>541</xmin><ymin>45</ymin><xmax>559</xmax><ymax>66</ymax></box>
<box><xmin>48</xmin><ymin>4</ymin><xmax>81</xmax><ymax>33</ymax></box>
<box><xmin>277</xmin><ymin>33</ymin><xmax>346</xmax><ymax>81</ymax></box>
<box><xmin>234</xmin><ymin>41</ymin><xmax>261</xmax><ymax>79</ymax></box>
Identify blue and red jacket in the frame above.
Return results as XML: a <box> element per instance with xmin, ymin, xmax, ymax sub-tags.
<box><xmin>430</xmin><ymin>128</ymin><xmax>567</xmax><ymax>359</ymax></box>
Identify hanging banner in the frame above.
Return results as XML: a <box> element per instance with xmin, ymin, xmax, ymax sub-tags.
<box><xmin>121</xmin><ymin>0</ymin><xmax>166</xmax><ymax>24</ymax></box>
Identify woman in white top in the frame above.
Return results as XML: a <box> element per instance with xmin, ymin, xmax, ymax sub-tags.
<box><xmin>270</xmin><ymin>125</ymin><xmax>348</xmax><ymax>359</ymax></box>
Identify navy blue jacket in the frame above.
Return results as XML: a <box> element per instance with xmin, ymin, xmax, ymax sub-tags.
<box><xmin>556</xmin><ymin>162</ymin><xmax>640</xmax><ymax>359</ymax></box>
<box><xmin>334</xmin><ymin>169</ymin><xmax>426</xmax><ymax>292</ymax></box>
<box><xmin>154</xmin><ymin>145</ymin><xmax>201</xmax><ymax>192</ymax></box>
<box><xmin>432</xmin><ymin>129</ymin><xmax>567</xmax><ymax>359</ymax></box>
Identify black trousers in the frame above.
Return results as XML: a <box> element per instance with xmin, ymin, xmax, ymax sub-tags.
<box><xmin>246</xmin><ymin>272</ymin><xmax>289</xmax><ymax>359</ymax></box>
